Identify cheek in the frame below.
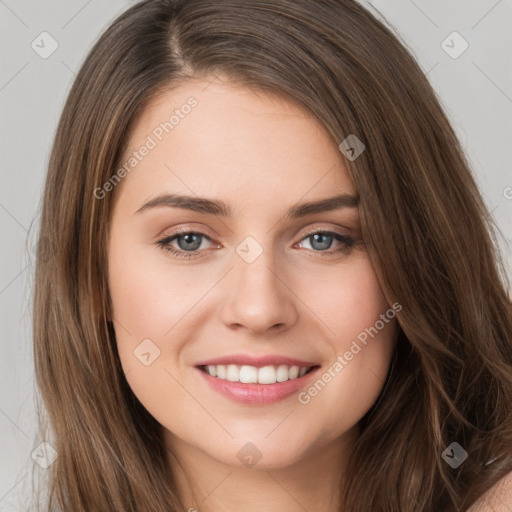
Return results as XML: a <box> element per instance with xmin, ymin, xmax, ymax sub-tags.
<box><xmin>108</xmin><ymin>236</ymin><xmax>170</xmax><ymax>365</ymax></box>
<box><xmin>306</xmin><ymin>253</ymin><xmax>392</xmax><ymax>348</ymax></box>
<box><xmin>296</xmin><ymin>255</ymin><xmax>397</xmax><ymax>428</ymax></box>
<box><xmin>108</xmin><ymin>233</ymin><xmax>209</xmax><ymax>340</ymax></box>
<box><xmin>107</xmin><ymin>237</ymin><xmax>224</xmax><ymax>396</ymax></box>
<box><xmin>107</xmin><ymin>244</ymin><xmax>201</xmax><ymax>419</ymax></box>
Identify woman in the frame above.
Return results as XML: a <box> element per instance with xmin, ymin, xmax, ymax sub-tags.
<box><xmin>32</xmin><ymin>0</ymin><xmax>512</xmax><ymax>510</ymax></box>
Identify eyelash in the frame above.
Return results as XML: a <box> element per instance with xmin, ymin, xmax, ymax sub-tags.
<box><xmin>155</xmin><ymin>227</ymin><xmax>358</xmax><ymax>260</ymax></box>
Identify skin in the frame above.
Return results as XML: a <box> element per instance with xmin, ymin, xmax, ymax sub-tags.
<box><xmin>107</xmin><ymin>76</ymin><xmax>398</xmax><ymax>511</ymax></box>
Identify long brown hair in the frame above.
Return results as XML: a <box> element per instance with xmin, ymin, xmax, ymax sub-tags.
<box><xmin>33</xmin><ymin>0</ymin><xmax>512</xmax><ymax>510</ymax></box>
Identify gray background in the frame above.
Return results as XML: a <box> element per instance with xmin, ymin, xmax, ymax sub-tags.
<box><xmin>1</xmin><ymin>0</ymin><xmax>511</xmax><ymax>508</ymax></box>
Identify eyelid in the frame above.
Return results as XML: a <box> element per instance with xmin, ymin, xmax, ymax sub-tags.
<box><xmin>157</xmin><ymin>222</ymin><xmax>351</xmax><ymax>244</ymax></box>
<box><xmin>298</xmin><ymin>224</ymin><xmax>351</xmax><ymax>238</ymax></box>
<box><xmin>156</xmin><ymin>224</ymin><xmax>217</xmax><ymax>242</ymax></box>
<box><xmin>155</xmin><ymin>223</ymin><xmax>358</xmax><ymax>261</ymax></box>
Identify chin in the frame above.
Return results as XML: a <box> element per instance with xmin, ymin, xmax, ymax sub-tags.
<box><xmin>203</xmin><ymin>432</ymin><xmax>319</xmax><ymax>470</ymax></box>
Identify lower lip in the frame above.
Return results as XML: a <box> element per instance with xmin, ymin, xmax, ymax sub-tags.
<box><xmin>195</xmin><ymin>366</ymin><xmax>320</xmax><ymax>405</ymax></box>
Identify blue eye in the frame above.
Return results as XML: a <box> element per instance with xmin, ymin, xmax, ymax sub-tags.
<box><xmin>298</xmin><ymin>231</ymin><xmax>355</xmax><ymax>252</ymax></box>
<box><xmin>156</xmin><ymin>229</ymin><xmax>358</xmax><ymax>260</ymax></box>
<box><xmin>156</xmin><ymin>231</ymin><xmax>213</xmax><ymax>260</ymax></box>
<box><xmin>171</xmin><ymin>233</ymin><xmax>204</xmax><ymax>251</ymax></box>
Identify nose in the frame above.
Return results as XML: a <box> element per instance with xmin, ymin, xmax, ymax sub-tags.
<box><xmin>220</xmin><ymin>249</ymin><xmax>299</xmax><ymax>335</ymax></box>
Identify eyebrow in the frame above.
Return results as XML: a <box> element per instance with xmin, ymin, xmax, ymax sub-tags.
<box><xmin>134</xmin><ymin>192</ymin><xmax>359</xmax><ymax>218</ymax></box>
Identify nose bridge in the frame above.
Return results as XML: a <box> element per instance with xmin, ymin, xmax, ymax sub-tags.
<box><xmin>220</xmin><ymin>234</ymin><xmax>298</xmax><ymax>333</ymax></box>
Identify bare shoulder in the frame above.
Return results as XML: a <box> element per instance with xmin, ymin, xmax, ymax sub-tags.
<box><xmin>468</xmin><ymin>469</ymin><xmax>512</xmax><ymax>511</ymax></box>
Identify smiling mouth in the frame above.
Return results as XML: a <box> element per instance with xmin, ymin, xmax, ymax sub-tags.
<box><xmin>198</xmin><ymin>364</ymin><xmax>319</xmax><ymax>385</ymax></box>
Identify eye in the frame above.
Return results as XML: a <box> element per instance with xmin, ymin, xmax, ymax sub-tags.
<box><xmin>156</xmin><ymin>228</ymin><xmax>359</xmax><ymax>260</ymax></box>
<box><xmin>156</xmin><ymin>230</ymin><xmax>216</xmax><ymax>260</ymax></box>
<box><xmin>295</xmin><ymin>229</ymin><xmax>357</xmax><ymax>256</ymax></box>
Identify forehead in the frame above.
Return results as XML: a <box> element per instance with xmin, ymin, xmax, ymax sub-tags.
<box><xmin>116</xmin><ymin>78</ymin><xmax>355</xmax><ymax>211</ymax></box>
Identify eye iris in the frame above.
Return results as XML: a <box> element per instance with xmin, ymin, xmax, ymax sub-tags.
<box><xmin>310</xmin><ymin>233</ymin><xmax>332</xmax><ymax>251</ymax></box>
<box><xmin>178</xmin><ymin>233</ymin><xmax>202</xmax><ymax>251</ymax></box>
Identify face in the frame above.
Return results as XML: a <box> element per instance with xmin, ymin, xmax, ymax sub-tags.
<box><xmin>107</xmin><ymin>77</ymin><xmax>397</xmax><ymax>470</ymax></box>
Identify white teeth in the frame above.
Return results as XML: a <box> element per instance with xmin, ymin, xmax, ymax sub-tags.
<box><xmin>276</xmin><ymin>365</ymin><xmax>289</xmax><ymax>382</ymax></box>
<box><xmin>226</xmin><ymin>364</ymin><xmax>239</xmax><ymax>382</ymax></box>
<box><xmin>258</xmin><ymin>365</ymin><xmax>277</xmax><ymax>384</ymax></box>
<box><xmin>204</xmin><ymin>364</ymin><xmax>312</xmax><ymax>384</ymax></box>
<box><xmin>288</xmin><ymin>366</ymin><xmax>299</xmax><ymax>379</ymax></box>
<box><xmin>216</xmin><ymin>365</ymin><xmax>226</xmax><ymax>379</ymax></box>
<box><xmin>239</xmin><ymin>365</ymin><xmax>258</xmax><ymax>383</ymax></box>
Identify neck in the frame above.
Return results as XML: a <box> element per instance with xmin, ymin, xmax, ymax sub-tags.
<box><xmin>164</xmin><ymin>425</ymin><xmax>359</xmax><ymax>512</ymax></box>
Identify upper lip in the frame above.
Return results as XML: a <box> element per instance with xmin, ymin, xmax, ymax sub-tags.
<box><xmin>195</xmin><ymin>353</ymin><xmax>318</xmax><ymax>368</ymax></box>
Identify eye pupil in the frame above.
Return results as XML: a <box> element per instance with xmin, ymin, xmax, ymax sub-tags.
<box><xmin>310</xmin><ymin>233</ymin><xmax>332</xmax><ymax>251</ymax></box>
<box><xmin>178</xmin><ymin>233</ymin><xmax>202</xmax><ymax>251</ymax></box>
